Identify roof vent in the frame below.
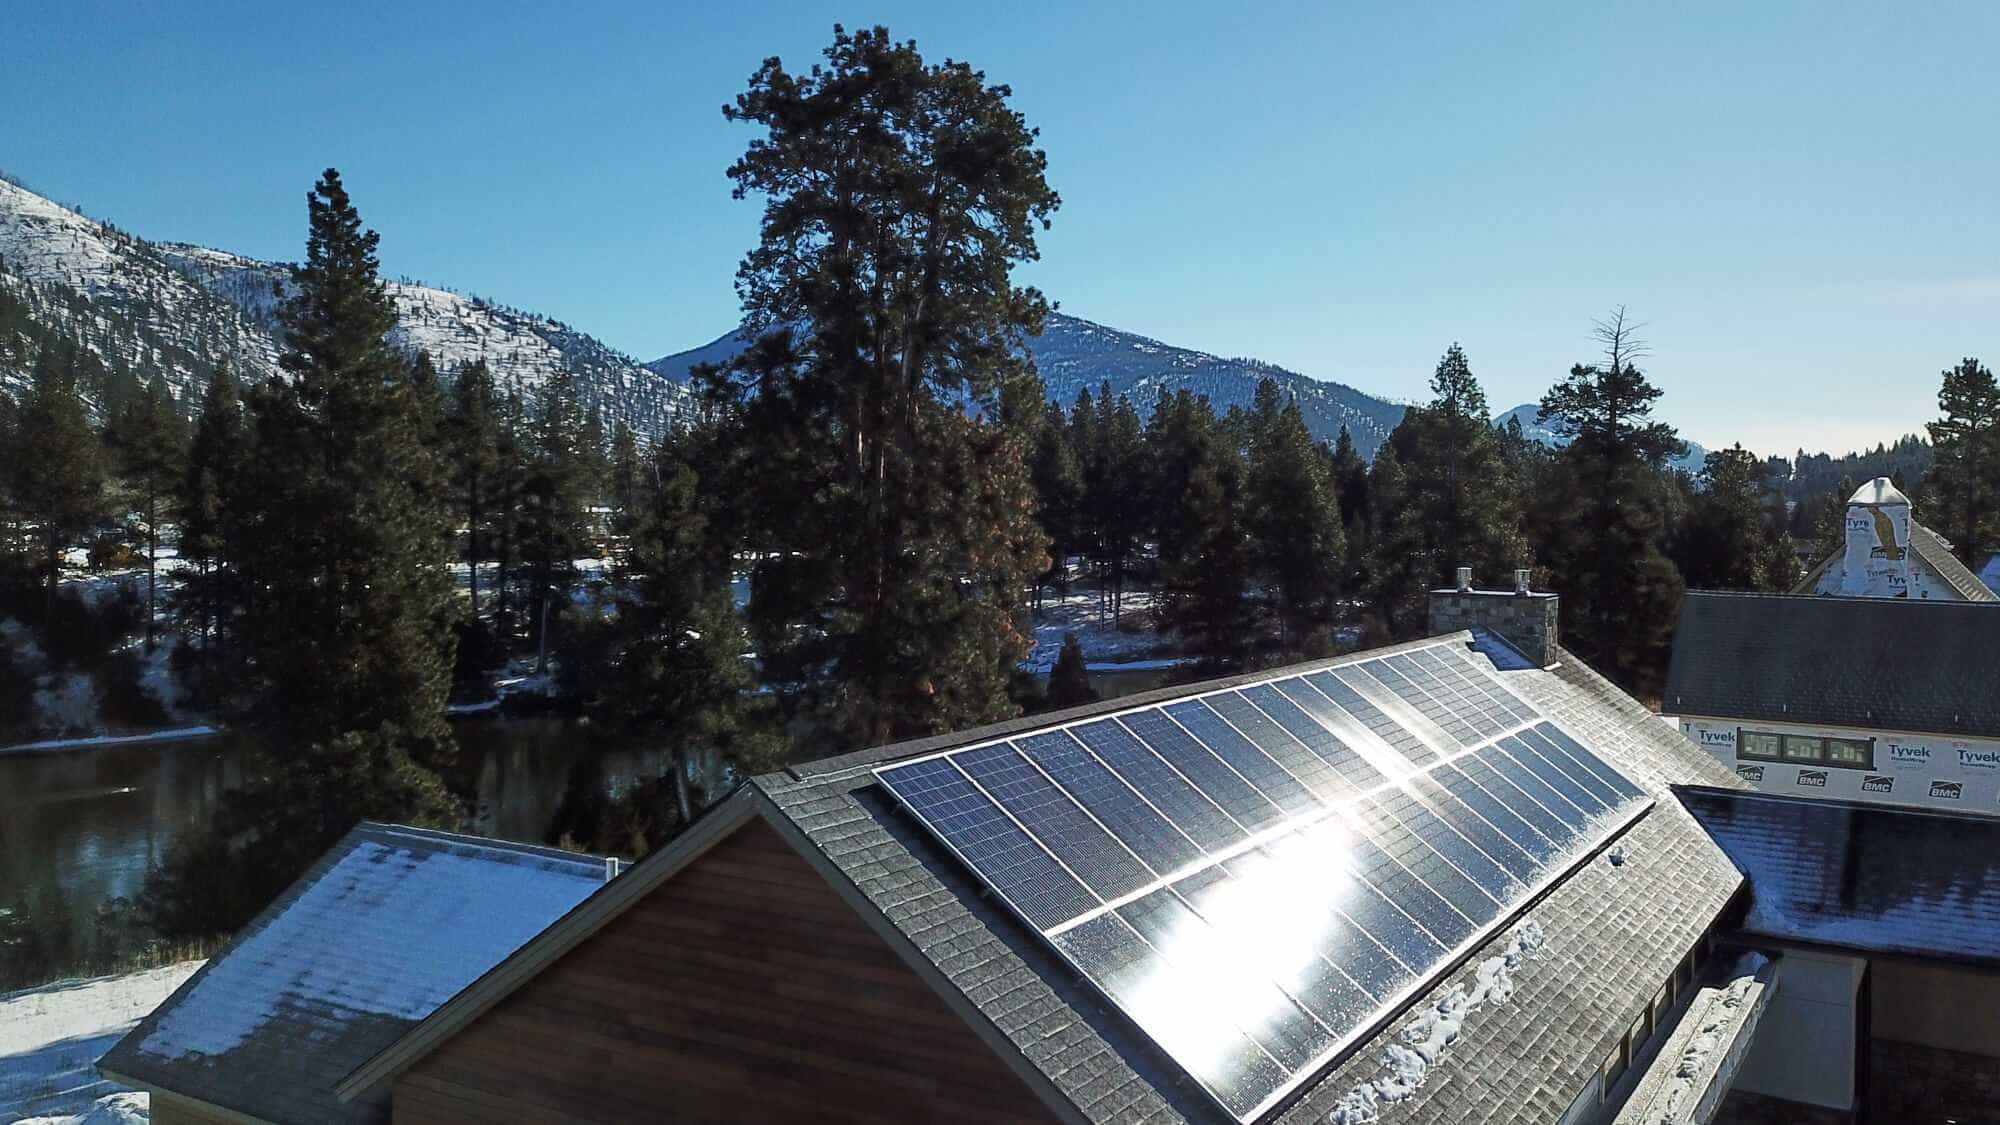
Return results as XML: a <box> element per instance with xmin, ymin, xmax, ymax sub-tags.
<box><xmin>1514</xmin><ymin>568</ymin><xmax>1531</xmax><ymax>595</ymax></box>
<box><xmin>1456</xmin><ymin>566</ymin><xmax>1473</xmax><ymax>592</ymax></box>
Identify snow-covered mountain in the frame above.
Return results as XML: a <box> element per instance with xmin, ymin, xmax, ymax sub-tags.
<box><xmin>0</xmin><ymin>175</ymin><xmax>689</xmax><ymax>436</ymax></box>
<box><xmin>650</xmin><ymin>313</ymin><xmax>1413</xmax><ymax>456</ymax></box>
<box><xmin>1494</xmin><ymin>401</ymin><xmax>1708</xmax><ymax>474</ymax></box>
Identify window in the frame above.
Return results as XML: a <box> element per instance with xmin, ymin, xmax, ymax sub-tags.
<box><xmin>1738</xmin><ymin>730</ymin><xmax>1783</xmax><ymax>761</ymax></box>
<box><xmin>1781</xmin><ymin>735</ymin><xmax>1825</xmax><ymax>763</ymax></box>
<box><xmin>1825</xmin><ymin>737</ymin><xmax>1875</xmax><ymax>769</ymax></box>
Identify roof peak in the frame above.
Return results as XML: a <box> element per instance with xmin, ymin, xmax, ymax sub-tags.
<box><xmin>1850</xmin><ymin>476</ymin><xmax>1910</xmax><ymax>507</ymax></box>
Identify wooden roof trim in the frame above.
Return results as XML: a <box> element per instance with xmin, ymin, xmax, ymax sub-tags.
<box><xmin>333</xmin><ymin>787</ymin><xmax>762</xmax><ymax>1102</ymax></box>
<box><xmin>93</xmin><ymin>1070</ymin><xmax>278</xmax><ymax>1125</ymax></box>
<box><xmin>755</xmin><ymin>791</ymin><xmax>1091</xmax><ymax>1125</ymax></box>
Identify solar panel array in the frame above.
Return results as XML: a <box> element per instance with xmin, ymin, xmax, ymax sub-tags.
<box><xmin>874</xmin><ymin>641</ymin><xmax>1652</xmax><ymax>1122</ymax></box>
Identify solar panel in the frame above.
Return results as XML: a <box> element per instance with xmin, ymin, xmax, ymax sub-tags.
<box><xmin>876</xmin><ymin>641</ymin><xmax>1652</xmax><ymax>1123</ymax></box>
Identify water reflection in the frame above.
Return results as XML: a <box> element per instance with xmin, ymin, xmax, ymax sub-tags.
<box><xmin>0</xmin><ymin>720</ymin><xmax>659</xmax><ymax>958</ymax></box>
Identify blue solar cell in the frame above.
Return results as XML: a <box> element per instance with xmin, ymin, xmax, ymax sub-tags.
<box><xmin>1425</xmin><ymin>764</ymin><xmax>1562</xmax><ymax>865</ymax></box>
<box><xmin>955</xmin><ymin>744</ymin><xmax>1153</xmax><ymax>901</ymax></box>
<box><xmin>1343</xmin><ymin>835</ymin><xmax>1477</xmax><ymax>949</ymax></box>
<box><xmin>1014</xmin><ymin>732</ymin><xmax>1205</xmax><ymax>877</ymax></box>
<box><xmin>1530</xmin><ymin>722</ymin><xmax>1648</xmax><ymax>803</ymax></box>
<box><xmin>1302</xmin><ymin>670</ymin><xmax>1440</xmax><ymax>767</ymax></box>
<box><xmin>1067</xmin><ymin>718</ymin><xmax>1249</xmax><ymax>853</ymax></box>
<box><xmin>1208</xmin><ymin>690</ymin><xmax>1352</xmax><ymax>805</ymax></box>
<box><xmin>1404</xmin><ymin>774</ymin><xmax>1542</xmax><ymax>875</ymax></box>
<box><xmin>1117</xmin><ymin>709</ymin><xmax>1289</xmax><ymax>833</ymax></box>
<box><xmin>1419</xmin><ymin>649</ymin><xmax>1539</xmax><ymax>724</ymax></box>
<box><xmin>1471</xmin><ymin>744</ymin><xmax>1592</xmax><ymax>833</ymax></box>
<box><xmin>1355</xmin><ymin>660</ymin><xmax>1480</xmax><ymax>748</ymax></box>
<box><xmin>1163</xmin><ymin>700</ymin><xmax>1322</xmax><ymax>816</ymax></box>
<box><xmin>1172</xmin><ymin>863</ymin><xmax>1382</xmax><ymax>1030</ymax></box>
<box><xmin>1496</xmin><ymin>734</ymin><xmax>1611</xmax><ymax>819</ymax></box>
<box><xmin>1347</xmin><ymin>796</ymin><xmax>1503</xmax><ymax>922</ymax></box>
<box><xmin>1052</xmin><ymin>913</ymin><xmax>1287</xmax><ymax>1120</ymax></box>
<box><xmin>876</xmin><ymin>758</ymin><xmax>1099</xmax><ymax>929</ymax></box>
<box><xmin>1117</xmin><ymin>888</ymin><xmax>1338</xmax><ymax>1072</ymax></box>
<box><xmin>1242</xmin><ymin>683</ymin><xmax>1386</xmax><ymax>796</ymax></box>
<box><xmin>1449</xmin><ymin>753</ymin><xmax>1578</xmax><ymax>849</ymax></box>
<box><xmin>1387</xmin><ymin>651</ymin><xmax>1512</xmax><ymax>739</ymax></box>
<box><xmin>1513</xmin><ymin>725</ymin><xmax>1625</xmax><ymax>808</ymax></box>
<box><xmin>1362</xmin><ymin>787</ymin><xmax>1518</xmax><ymax>902</ymax></box>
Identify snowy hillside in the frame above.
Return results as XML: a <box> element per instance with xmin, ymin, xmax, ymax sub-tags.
<box><xmin>0</xmin><ymin>176</ymin><xmax>689</xmax><ymax>437</ymax></box>
<box><xmin>1495</xmin><ymin>401</ymin><xmax>1708</xmax><ymax>473</ymax></box>
<box><xmin>650</xmin><ymin>313</ymin><xmax>1413</xmax><ymax>456</ymax></box>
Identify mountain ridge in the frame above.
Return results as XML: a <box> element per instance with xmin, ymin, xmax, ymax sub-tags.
<box><xmin>649</xmin><ymin>314</ymin><xmax>1415</xmax><ymax>456</ymax></box>
<box><xmin>0</xmin><ymin>175</ymin><xmax>690</xmax><ymax>436</ymax></box>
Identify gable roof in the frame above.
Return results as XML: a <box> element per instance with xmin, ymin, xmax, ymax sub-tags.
<box><xmin>99</xmin><ymin>823</ymin><xmax>609</xmax><ymax>1124</ymax></box>
<box><xmin>1680</xmin><ymin>788</ymin><xmax>2000</xmax><ymax>965</ymax></box>
<box><xmin>354</xmin><ymin>633</ymin><xmax>1748</xmax><ymax>1125</ymax></box>
<box><xmin>1666</xmin><ymin>590</ymin><xmax>2000</xmax><ymax>738</ymax></box>
<box><xmin>1793</xmin><ymin>520</ymin><xmax>1998</xmax><ymax>603</ymax></box>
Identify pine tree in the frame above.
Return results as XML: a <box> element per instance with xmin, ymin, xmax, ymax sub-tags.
<box><xmin>253</xmin><ymin>168</ymin><xmax>460</xmax><ymax>748</ymax></box>
<box><xmin>1029</xmin><ymin>397</ymin><xmax>1083</xmax><ymax>610</ymax></box>
<box><xmin>607</xmin><ymin>426</ymin><xmax>781</xmax><ymax>824</ymax></box>
<box><xmin>1675</xmin><ymin>444</ymin><xmax>1797</xmax><ymax>591</ymax></box>
<box><xmin>106</xmin><ymin>375</ymin><xmax>188</xmax><ymax>646</ymax></box>
<box><xmin>1921</xmin><ymin>357</ymin><xmax>2000</xmax><ymax>564</ymax></box>
<box><xmin>1089</xmin><ymin>387</ymin><xmax>1148</xmax><ymax>623</ymax></box>
<box><xmin>1046</xmin><ymin>633</ymin><xmax>1097</xmax><ymax>709</ymax></box>
<box><xmin>1150</xmin><ymin>391</ymin><xmax>1255</xmax><ymax>671</ymax></box>
<box><xmin>1367</xmin><ymin>345</ymin><xmax>1526</xmax><ymax>636</ymax></box>
<box><xmin>178</xmin><ymin>365</ymin><xmax>244</xmax><ymax>684</ymax></box>
<box><xmin>518</xmin><ymin>371</ymin><xmax>592</xmax><ymax>670</ymax></box>
<box><xmin>446</xmin><ymin>359</ymin><xmax>501</xmax><ymax>621</ymax></box>
<box><xmin>705</xmin><ymin>25</ymin><xmax>1058</xmax><ymax>750</ymax></box>
<box><xmin>9</xmin><ymin>342</ymin><xmax>107</xmax><ymax>620</ymax></box>
<box><xmin>1245</xmin><ymin>379</ymin><xmax>1343</xmax><ymax>653</ymax></box>
<box><xmin>1536</xmin><ymin>309</ymin><xmax>1686</xmax><ymax>693</ymax></box>
<box><xmin>607</xmin><ymin>417</ymin><xmax>642</xmax><ymax>537</ymax></box>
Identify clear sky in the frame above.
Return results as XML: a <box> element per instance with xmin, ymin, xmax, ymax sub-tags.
<box><xmin>5</xmin><ymin>2</ymin><xmax>1996</xmax><ymax>455</ymax></box>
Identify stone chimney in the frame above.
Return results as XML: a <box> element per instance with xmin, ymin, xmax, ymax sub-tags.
<box><xmin>1838</xmin><ymin>477</ymin><xmax>1911</xmax><ymax>597</ymax></box>
<box><xmin>1427</xmin><ymin>567</ymin><xmax>1560</xmax><ymax>668</ymax></box>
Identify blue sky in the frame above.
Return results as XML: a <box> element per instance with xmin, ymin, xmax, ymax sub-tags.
<box><xmin>5</xmin><ymin>2</ymin><xmax>1996</xmax><ymax>455</ymax></box>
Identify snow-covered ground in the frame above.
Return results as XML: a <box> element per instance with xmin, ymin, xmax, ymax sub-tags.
<box><xmin>0</xmin><ymin>962</ymin><xmax>200</xmax><ymax>1124</ymax></box>
<box><xmin>1023</xmin><ymin>582</ymin><xmax>1184</xmax><ymax>673</ymax></box>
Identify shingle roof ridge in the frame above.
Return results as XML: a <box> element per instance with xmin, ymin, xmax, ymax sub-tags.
<box><xmin>355</xmin><ymin>822</ymin><xmax>609</xmax><ymax>870</ymax></box>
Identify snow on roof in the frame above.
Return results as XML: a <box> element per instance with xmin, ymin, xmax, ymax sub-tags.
<box><xmin>1681</xmin><ymin>788</ymin><xmax>2000</xmax><ymax>963</ymax></box>
<box><xmin>100</xmin><ymin>824</ymin><xmax>608</xmax><ymax>1123</ymax></box>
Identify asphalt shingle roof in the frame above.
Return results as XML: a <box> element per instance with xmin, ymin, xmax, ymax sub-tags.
<box><xmin>1665</xmin><ymin>591</ymin><xmax>2000</xmax><ymax>738</ymax></box>
<box><xmin>100</xmin><ymin>824</ymin><xmax>608</xmax><ymax>1124</ymax></box>
<box><xmin>756</xmin><ymin>634</ymin><xmax>1747</xmax><ymax>1124</ymax></box>
<box><xmin>1680</xmin><ymin>788</ymin><xmax>2000</xmax><ymax>965</ymax></box>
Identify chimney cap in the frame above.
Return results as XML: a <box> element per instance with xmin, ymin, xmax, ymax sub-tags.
<box><xmin>1455</xmin><ymin>566</ymin><xmax>1473</xmax><ymax>592</ymax></box>
<box><xmin>1514</xmin><ymin>568</ymin><xmax>1532</xmax><ymax>594</ymax></box>
<box><xmin>1848</xmin><ymin>477</ymin><xmax>1909</xmax><ymax>508</ymax></box>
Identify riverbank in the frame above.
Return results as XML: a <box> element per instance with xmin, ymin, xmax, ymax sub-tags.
<box><xmin>0</xmin><ymin>727</ymin><xmax>219</xmax><ymax>759</ymax></box>
<box><xmin>0</xmin><ymin>961</ymin><xmax>201</xmax><ymax>1123</ymax></box>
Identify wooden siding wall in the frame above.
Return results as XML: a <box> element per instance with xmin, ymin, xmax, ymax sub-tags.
<box><xmin>393</xmin><ymin>818</ymin><xmax>1060</xmax><ymax>1124</ymax></box>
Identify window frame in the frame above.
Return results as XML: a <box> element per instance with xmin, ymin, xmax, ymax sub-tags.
<box><xmin>1736</xmin><ymin>729</ymin><xmax>1784</xmax><ymax>762</ymax></box>
<box><xmin>1824</xmin><ymin>736</ymin><xmax>1876</xmax><ymax>769</ymax></box>
<box><xmin>1780</xmin><ymin>734</ymin><xmax>1826</xmax><ymax>764</ymax></box>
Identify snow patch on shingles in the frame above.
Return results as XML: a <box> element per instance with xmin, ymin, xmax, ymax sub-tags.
<box><xmin>136</xmin><ymin>840</ymin><xmax>597</xmax><ymax>1060</ymax></box>
<box><xmin>1324</xmin><ymin>919</ymin><xmax>1547</xmax><ymax>1125</ymax></box>
<box><xmin>1652</xmin><ymin>952</ymin><xmax>1769</xmax><ymax>1124</ymax></box>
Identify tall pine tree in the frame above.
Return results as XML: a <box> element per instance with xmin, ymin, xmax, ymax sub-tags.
<box><xmin>1536</xmin><ymin>309</ymin><xmax>1685</xmax><ymax>693</ymax></box>
<box><xmin>9</xmin><ymin>342</ymin><xmax>107</xmax><ymax>621</ymax></box>
<box><xmin>251</xmin><ymin>168</ymin><xmax>460</xmax><ymax>748</ymax></box>
<box><xmin>1244</xmin><ymin>379</ymin><xmax>1342</xmax><ymax>653</ymax></box>
<box><xmin>1921</xmin><ymin>357</ymin><xmax>2000</xmax><ymax>564</ymax></box>
<box><xmin>704</xmin><ymin>26</ymin><xmax>1058</xmax><ymax>750</ymax></box>
<box><xmin>1367</xmin><ymin>345</ymin><xmax>1526</xmax><ymax>636</ymax></box>
<box><xmin>106</xmin><ymin>375</ymin><xmax>188</xmax><ymax>646</ymax></box>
